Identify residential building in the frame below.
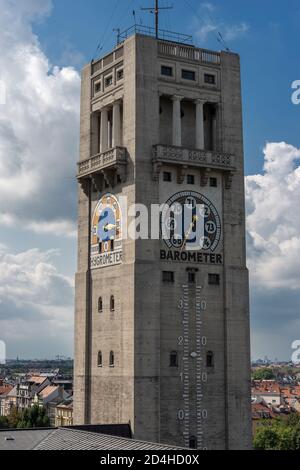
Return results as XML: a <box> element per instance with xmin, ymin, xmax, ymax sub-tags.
<box><xmin>55</xmin><ymin>398</ymin><xmax>73</xmax><ymax>427</ymax></box>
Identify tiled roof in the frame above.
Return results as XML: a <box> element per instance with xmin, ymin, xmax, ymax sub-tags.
<box><xmin>252</xmin><ymin>380</ymin><xmax>280</xmax><ymax>395</ymax></box>
<box><xmin>281</xmin><ymin>386</ymin><xmax>300</xmax><ymax>398</ymax></box>
<box><xmin>34</xmin><ymin>428</ymin><xmax>183</xmax><ymax>450</ymax></box>
<box><xmin>28</xmin><ymin>376</ymin><xmax>47</xmax><ymax>385</ymax></box>
<box><xmin>6</xmin><ymin>386</ymin><xmax>18</xmax><ymax>397</ymax></box>
<box><xmin>38</xmin><ymin>385</ymin><xmax>59</xmax><ymax>398</ymax></box>
<box><xmin>251</xmin><ymin>402</ymin><xmax>276</xmax><ymax>419</ymax></box>
<box><xmin>0</xmin><ymin>385</ymin><xmax>13</xmax><ymax>396</ymax></box>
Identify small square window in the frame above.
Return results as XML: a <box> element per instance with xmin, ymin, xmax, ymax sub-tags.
<box><xmin>163</xmin><ymin>171</ymin><xmax>172</xmax><ymax>182</ymax></box>
<box><xmin>95</xmin><ymin>82</ymin><xmax>101</xmax><ymax>93</ymax></box>
<box><xmin>163</xmin><ymin>271</ymin><xmax>174</xmax><ymax>283</ymax></box>
<box><xmin>182</xmin><ymin>69</ymin><xmax>196</xmax><ymax>81</ymax></box>
<box><xmin>105</xmin><ymin>76</ymin><xmax>113</xmax><ymax>87</ymax></box>
<box><xmin>208</xmin><ymin>274</ymin><xmax>220</xmax><ymax>285</ymax></box>
<box><xmin>161</xmin><ymin>65</ymin><xmax>173</xmax><ymax>77</ymax></box>
<box><xmin>204</xmin><ymin>73</ymin><xmax>216</xmax><ymax>85</ymax></box>
<box><xmin>210</xmin><ymin>177</ymin><xmax>218</xmax><ymax>187</ymax></box>
<box><xmin>187</xmin><ymin>175</ymin><xmax>195</xmax><ymax>185</ymax></box>
<box><xmin>188</xmin><ymin>272</ymin><xmax>195</xmax><ymax>283</ymax></box>
<box><xmin>117</xmin><ymin>69</ymin><xmax>124</xmax><ymax>81</ymax></box>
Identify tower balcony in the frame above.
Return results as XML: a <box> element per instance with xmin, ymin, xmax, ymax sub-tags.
<box><xmin>77</xmin><ymin>146</ymin><xmax>127</xmax><ymax>190</ymax></box>
<box><xmin>152</xmin><ymin>144</ymin><xmax>236</xmax><ymax>188</ymax></box>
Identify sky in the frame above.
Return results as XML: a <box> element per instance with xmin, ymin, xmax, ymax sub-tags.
<box><xmin>0</xmin><ymin>0</ymin><xmax>299</xmax><ymax>360</ymax></box>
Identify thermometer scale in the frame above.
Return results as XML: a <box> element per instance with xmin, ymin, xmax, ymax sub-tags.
<box><xmin>178</xmin><ymin>282</ymin><xmax>208</xmax><ymax>450</ymax></box>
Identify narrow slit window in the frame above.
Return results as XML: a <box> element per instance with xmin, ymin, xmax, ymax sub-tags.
<box><xmin>170</xmin><ymin>351</ymin><xmax>178</xmax><ymax>367</ymax></box>
<box><xmin>98</xmin><ymin>297</ymin><xmax>103</xmax><ymax>313</ymax></box>
<box><xmin>109</xmin><ymin>351</ymin><xmax>115</xmax><ymax>367</ymax></box>
<box><xmin>206</xmin><ymin>351</ymin><xmax>214</xmax><ymax>368</ymax></box>
<box><xmin>97</xmin><ymin>351</ymin><xmax>102</xmax><ymax>367</ymax></box>
<box><xmin>110</xmin><ymin>295</ymin><xmax>115</xmax><ymax>312</ymax></box>
<box><xmin>189</xmin><ymin>436</ymin><xmax>197</xmax><ymax>449</ymax></box>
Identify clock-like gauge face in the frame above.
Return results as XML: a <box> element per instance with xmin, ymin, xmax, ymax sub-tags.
<box><xmin>161</xmin><ymin>191</ymin><xmax>221</xmax><ymax>252</ymax></box>
<box><xmin>91</xmin><ymin>193</ymin><xmax>122</xmax><ymax>269</ymax></box>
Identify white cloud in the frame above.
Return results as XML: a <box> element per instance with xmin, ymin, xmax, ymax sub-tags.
<box><xmin>246</xmin><ymin>142</ymin><xmax>300</xmax><ymax>290</ymax></box>
<box><xmin>196</xmin><ymin>20</ymin><xmax>249</xmax><ymax>43</ymax></box>
<box><xmin>223</xmin><ymin>22</ymin><xmax>249</xmax><ymax>42</ymax></box>
<box><xmin>193</xmin><ymin>4</ymin><xmax>249</xmax><ymax>43</ymax></box>
<box><xmin>0</xmin><ymin>0</ymin><xmax>80</xmax><ymax>237</ymax></box>
<box><xmin>246</xmin><ymin>142</ymin><xmax>300</xmax><ymax>360</ymax></box>
<box><xmin>0</xmin><ymin>247</ymin><xmax>74</xmax><ymax>357</ymax></box>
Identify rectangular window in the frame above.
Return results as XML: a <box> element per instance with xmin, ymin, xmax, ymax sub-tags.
<box><xmin>161</xmin><ymin>65</ymin><xmax>173</xmax><ymax>77</ymax></box>
<box><xmin>182</xmin><ymin>69</ymin><xmax>196</xmax><ymax>81</ymax></box>
<box><xmin>163</xmin><ymin>171</ymin><xmax>172</xmax><ymax>182</ymax></box>
<box><xmin>95</xmin><ymin>81</ymin><xmax>101</xmax><ymax>93</ymax></box>
<box><xmin>188</xmin><ymin>272</ymin><xmax>195</xmax><ymax>283</ymax></box>
<box><xmin>163</xmin><ymin>271</ymin><xmax>174</xmax><ymax>283</ymax></box>
<box><xmin>208</xmin><ymin>273</ymin><xmax>220</xmax><ymax>285</ymax></box>
<box><xmin>105</xmin><ymin>75</ymin><xmax>113</xmax><ymax>87</ymax></box>
<box><xmin>116</xmin><ymin>69</ymin><xmax>124</xmax><ymax>81</ymax></box>
<box><xmin>204</xmin><ymin>73</ymin><xmax>216</xmax><ymax>85</ymax></box>
<box><xmin>187</xmin><ymin>174</ymin><xmax>195</xmax><ymax>185</ymax></box>
<box><xmin>210</xmin><ymin>177</ymin><xmax>218</xmax><ymax>187</ymax></box>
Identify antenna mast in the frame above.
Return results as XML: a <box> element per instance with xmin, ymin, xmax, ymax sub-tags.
<box><xmin>141</xmin><ymin>0</ymin><xmax>173</xmax><ymax>39</ymax></box>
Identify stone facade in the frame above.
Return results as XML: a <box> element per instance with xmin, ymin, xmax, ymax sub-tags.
<box><xmin>74</xmin><ymin>33</ymin><xmax>252</xmax><ymax>450</ymax></box>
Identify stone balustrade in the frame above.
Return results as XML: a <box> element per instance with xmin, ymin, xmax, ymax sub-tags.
<box><xmin>77</xmin><ymin>147</ymin><xmax>127</xmax><ymax>179</ymax></box>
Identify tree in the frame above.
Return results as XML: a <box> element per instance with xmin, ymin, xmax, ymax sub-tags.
<box><xmin>254</xmin><ymin>415</ymin><xmax>300</xmax><ymax>450</ymax></box>
<box><xmin>252</xmin><ymin>368</ymin><xmax>275</xmax><ymax>380</ymax></box>
<box><xmin>4</xmin><ymin>405</ymin><xmax>50</xmax><ymax>429</ymax></box>
<box><xmin>0</xmin><ymin>416</ymin><xmax>9</xmax><ymax>429</ymax></box>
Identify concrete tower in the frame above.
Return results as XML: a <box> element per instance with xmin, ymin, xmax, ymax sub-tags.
<box><xmin>74</xmin><ymin>29</ymin><xmax>252</xmax><ymax>450</ymax></box>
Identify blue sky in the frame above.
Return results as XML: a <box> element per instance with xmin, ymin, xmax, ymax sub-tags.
<box><xmin>0</xmin><ymin>0</ymin><xmax>300</xmax><ymax>360</ymax></box>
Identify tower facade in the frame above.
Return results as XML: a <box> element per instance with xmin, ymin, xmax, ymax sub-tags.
<box><xmin>74</xmin><ymin>31</ymin><xmax>252</xmax><ymax>450</ymax></box>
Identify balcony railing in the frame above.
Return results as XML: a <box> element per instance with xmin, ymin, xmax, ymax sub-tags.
<box><xmin>158</xmin><ymin>41</ymin><xmax>221</xmax><ymax>64</ymax></box>
<box><xmin>118</xmin><ymin>25</ymin><xmax>193</xmax><ymax>45</ymax></box>
<box><xmin>77</xmin><ymin>147</ymin><xmax>127</xmax><ymax>179</ymax></box>
<box><xmin>153</xmin><ymin>144</ymin><xmax>235</xmax><ymax>171</ymax></box>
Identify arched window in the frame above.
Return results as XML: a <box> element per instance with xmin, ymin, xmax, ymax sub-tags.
<box><xmin>206</xmin><ymin>351</ymin><xmax>214</xmax><ymax>368</ymax></box>
<box><xmin>109</xmin><ymin>351</ymin><xmax>115</xmax><ymax>367</ymax></box>
<box><xmin>110</xmin><ymin>295</ymin><xmax>115</xmax><ymax>312</ymax></box>
<box><xmin>98</xmin><ymin>297</ymin><xmax>103</xmax><ymax>313</ymax></box>
<box><xmin>170</xmin><ymin>351</ymin><xmax>178</xmax><ymax>367</ymax></box>
<box><xmin>97</xmin><ymin>351</ymin><xmax>102</xmax><ymax>367</ymax></box>
<box><xmin>189</xmin><ymin>436</ymin><xmax>197</xmax><ymax>449</ymax></box>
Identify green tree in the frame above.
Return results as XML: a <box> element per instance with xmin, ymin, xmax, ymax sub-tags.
<box><xmin>254</xmin><ymin>416</ymin><xmax>300</xmax><ymax>450</ymax></box>
<box><xmin>252</xmin><ymin>368</ymin><xmax>275</xmax><ymax>380</ymax></box>
<box><xmin>7</xmin><ymin>406</ymin><xmax>22</xmax><ymax>428</ymax></box>
<box><xmin>0</xmin><ymin>416</ymin><xmax>9</xmax><ymax>429</ymax></box>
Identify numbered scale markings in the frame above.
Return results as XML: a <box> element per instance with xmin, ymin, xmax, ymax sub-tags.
<box><xmin>178</xmin><ymin>284</ymin><xmax>208</xmax><ymax>450</ymax></box>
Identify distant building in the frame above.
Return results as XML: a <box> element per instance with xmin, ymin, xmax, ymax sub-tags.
<box><xmin>281</xmin><ymin>385</ymin><xmax>300</xmax><ymax>413</ymax></box>
<box><xmin>251</xmin><ymin>401</ymin><xmax>277</xmax><ymax>435</ymax></box>
<box><xmin>2</xmin><ymin>376</ymin><xmax>50</xmax><ymax>416</ymax></box>
<box><xmin>55</xmin><ymin>398</ymin><xmax>73</xmax><ymax>427</ymax></box>
<box><xmin>0</xmin><ymin>383</ymin><xmax>13</xmax><ymax>417</ymax></box>
<box><xmin>252</xmin><ymin>380</ymin><xmax>281</xmax><ymax>407</ymax></box>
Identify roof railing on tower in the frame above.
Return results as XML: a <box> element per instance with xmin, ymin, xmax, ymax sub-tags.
<box><xmin>117</xmin><ymin>24</ymin><xmax>193</xmax><ymax>46</ymax></box>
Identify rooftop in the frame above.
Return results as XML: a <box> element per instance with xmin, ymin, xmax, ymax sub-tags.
<box><xmin>0</xmin><ymin>426</ymin><xmax>183</xmax><ymax>451</ymax></box>
<box><xmin>28</xmin><ymin>376</ymin><xmax>47</xmax><ymax>384</ymax></box>
<box><xmin>117</xmin><ymin>24</ymin><xmax>193</xmax><ymax>46</ymax></box>
<box><xmin>38</xmin><ymin>385</ymin><xmax>59</xmax><ymax>398</ymax></box>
